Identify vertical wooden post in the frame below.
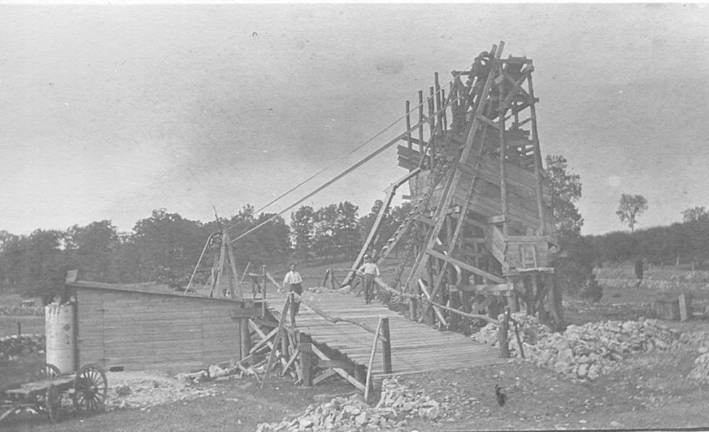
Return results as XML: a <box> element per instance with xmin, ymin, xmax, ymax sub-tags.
<box><xmin>261</xmin><ymin>265</ymin><xmax>267</xmax><ymax>317</ymax></box>
<box><xmin>434</xmin><ymin>72</ymin><xmax>442</xmax><ymax>126</ymax></box>
<box><xmin>17</xmin><ymin>322</ymin><xmax>21</xmax><ymax>337</ymax></box>
<box><xmin>214</xmin><ymin>231</ymin><xmax>227</xmax><ymax>297</ymax></box>
<box><xmin>240</xmin><ymin>317</ymin><xmax>251</xmax><ymax>359</ymax></box>
<box><xmin>405</xmin><ymin>100</ymin><xmax>412</xmax><ymax>153</ymax></box>
<box><xmin>280</xmin><ymin>327</ymin><xmax>289</xmax><ymax>358</ymax></box>
<box><xmin>329</xmin><ymin>271</ymin><xmax>338</xmax><ymax>290</ymax></box>
<box><xmin>530</xmin><ymin>275</ymin><xmax>539</xmax><ymax>317</ymax></box>
<box><xmin>418</xmin><ymin>90</ymin><xmax>425</xmax><ymax>161</ymax></box>
<box><xmin>381</xmin><ymin>318</ymin><xmax>392</xmax><ymax>374</ymax></box>
<box><xmin>526</xmin><ymin>72</ymin><xmax>547</xmax><ymax>234</ymax></box>
<box><xmin>322</xmin><ymin>269</ymin><xmax>331</xmax><ymax>288</ymax></box>
<box><xmin>679</xmin><ymin>293</ymin><xmax>691</xmax><ymax>322</ymax></box>
<box><xmin>224</xmin><ymin>231</ymin><xmax>240</xmax><ymax>298</ymax></box>
<box><xmin>498</xmin><ymin>312</ymin><xmax>510</xmax><ymax>358</ymax></box>
<box><xmin>299</xmin><ymin>333</ymin><xmax>313</xmax><ymax>386</ymax></box>
<box><xmin>441</xmin><ymin>88</ymin><xmax>447</xmax><ymax>131</ymax></box>
<box><xmin>409</xmin><ymin>294</ymin><xmax>418</xmax><ymax>321</ymax></box>
<box><xmin>498</xmin><ymin>81</ymin><xmax>509</xmax><ymax>237</ymax></box>
<box><xmin>428</xmin><ymin>87</ymin><xmax>436</xmax><ymax>168</ymax></box>
<box><xmin>449</xmin><ymin>287</ymin><xmax>460</xmax><ymax>330</ymax></box>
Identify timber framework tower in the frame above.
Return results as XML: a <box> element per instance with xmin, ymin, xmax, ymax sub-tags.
<box><xmin>347</xmin><ymin>41</ymin><xmax>563</xmax><ymax>329</ymax></box>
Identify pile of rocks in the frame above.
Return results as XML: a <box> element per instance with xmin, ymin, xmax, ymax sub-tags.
<box><xmin>0</xmin><ymin>304</ymin><xmax>43</xmax><ymax>316</ymax></box>
<box><xmin>0</xmin><ymin>334</ymin><xmax>45</xmax><ymax>361</ymax></box>
<box><xmin>688</xmin><ymin>351</ymin><xmax>709</xmax><ymax>383</ymax></box>
<box><xmin>472</xmin><ymin>315</ymin><xmax>680</xmax><ymax>380</ymax></box>
<box><xmin>256</xmin><ymin>378</ymin><xmax>442</xmax><ymax>432</ymax></box>
<box><xmin>105</xmin><ymin>371</ymin><xmax>219</xmax><ymax>411</ymax></box>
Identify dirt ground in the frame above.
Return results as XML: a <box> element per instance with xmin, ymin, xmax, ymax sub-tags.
<box><xmin>4</xmin><ymin>265</ymin><xmax>709</xmax><ymax>431</ymax></box>
<box><xmin>6</xmin><ymin>327</ymin><xmax>709</xmax><ymax>432</ymax></box>
<box><xmin>2</xmin><ymin>376</ymin><xmax>353</xmax><ymax>432</ymax></box>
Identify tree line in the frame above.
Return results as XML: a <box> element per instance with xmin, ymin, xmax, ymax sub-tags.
<box><xmin>2</xmin><ymin>153</ymin><xmax>696</xmax><ymax>299</ymax></box>
<box><xmin>0</xmin><ymin>201</ymin><xmax>409</xmax><ymax>297</ymax></box>
<box><xmin>590</xmin><ymin>206</ymin><xmax>709</xmax><ymax>268</ymax></box>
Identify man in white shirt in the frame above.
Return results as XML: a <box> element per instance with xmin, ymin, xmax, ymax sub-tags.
<box><xmin>282</xmin><ymin>263</ymin><xmax>303</xmax><ymax>324</ymax></box>
<box><xmin>358</xmin><ymin>255</ymin><xmax>380</xmax><ymax>304</ymax></box>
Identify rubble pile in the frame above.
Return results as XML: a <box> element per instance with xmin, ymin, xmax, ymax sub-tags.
<box><xmin>472</xmin><ymin>315</ymin><xmax>680</xmax><ymax>380</ymax></box>
<box><xmin>256</xmin><ymin>378</ymin><xmax>442</xmax><ymax>432</ymax></box>
<box><xmin>0</xmin><ymin>334</ymin><xmax>45</xmax><ymax>361</ymax></box>
<box><xmin>105</xmin><ymin>371</ymin><xmax>218</xmax><ymax>411</ymax></box>
<box><xmin>688</xmin><ymin>352</ymin><xmax>709</xmax><ymax>383</ymax></box>
<box><xmin>0</xmin><ymin>303</ymin><xmax>43</xmax><ymax>316</ymax></box>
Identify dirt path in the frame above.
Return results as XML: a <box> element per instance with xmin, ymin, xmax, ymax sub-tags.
<box><xmin>2</xmin><ymin>376</ymin><xmax>352</xmax><ymax>432</ymax></box>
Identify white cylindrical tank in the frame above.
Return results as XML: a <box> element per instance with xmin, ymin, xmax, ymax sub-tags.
<box><xmin>45</xmin><ymin>302</ymin><xmax>76</xmax><ymax>373</ymax></box>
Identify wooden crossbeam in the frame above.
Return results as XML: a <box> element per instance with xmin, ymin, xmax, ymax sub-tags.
<box><xmin>426</xmin><ymin>249</ymin><xmax>506</xmax><ymax>284</ymax></box>
<box><xmin>312</xmin><ymin>369</ymin><xmax>338</xmax><ymax>385</ymax></box>
<box><xmin>310</xmin><ymin>345</ymin><xmax>366</xmax><ymax>392</ymax></box>
<box><xmin>417</xmin><ymin>279</ymin><xmax>448</xmax><ymax>327</ymax></box>
<box><xmin>261</xmin><ymin>294</ymin><xmax>291</xmax><ymax>387</ymax></box>
<box><xmin>249</xmin><ymin>325</ymin><xmax>279</xmax><ymax>354</ymax></box>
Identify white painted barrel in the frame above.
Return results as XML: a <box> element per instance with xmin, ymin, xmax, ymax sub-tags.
<box><xmin>45</xmin><ymin>303</ymin><xmax>75</xmax><ymax>373</ymax></box>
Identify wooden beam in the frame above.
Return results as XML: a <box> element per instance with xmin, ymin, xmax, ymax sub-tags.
<box><xmin>426</xmin><ymin>249</ymin><xmax>506</xmax><ymax>284</ymax></box>
<box><xmin>364</xmin><ymin>318</ymin><xmax>384</xmax><ymax>401</ymax></box>
<box><xmin>312</xmin><ymin>368</ymin><xmax>338</xmax><ymax>385</ymax></box>
<box><xmin>417</xmin><ymin>279</ymin><xmax>448</xmax><ymax>327</ymax></box>
<box><xmin>381</xmin><ymin>318</ymin><xmax>392</xmax><ymax>374</ymax></box>
<box><xmin>311</xmin><ymin>345</ymin><xmax>366</xmax><ymax>392</ymax></box>
<box><xmin>343</xmin><ymin>168</ymin><xmax>422</xmax><ymax>286</ymax></box>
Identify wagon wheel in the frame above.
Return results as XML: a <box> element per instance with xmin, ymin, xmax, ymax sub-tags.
<box><xmin>45</xmin><ymin>384</ymin><xmax>62</xmax><ymax>423</ymax></box>
<box><xmin>35</xmin><ymin>362</ymin><xmax>61</xmax><ymax>381</ymax></box>
<box><xmin>73</xmin><ymin>364</ymin><xmax>107</xmax><ymax>413</ymax></box>
<box><xmin>31</xmin><ymin>363</ymin><xmax>60</xmax><ymax>415</ymax></box>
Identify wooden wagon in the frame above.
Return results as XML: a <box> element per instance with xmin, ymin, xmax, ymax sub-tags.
<box><xmin>1</xmin><ymin>362</ymin><xmax>107</xmax><ymax>423</ymax></box>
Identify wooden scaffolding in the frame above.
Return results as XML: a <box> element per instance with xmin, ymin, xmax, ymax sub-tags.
<box><xmin>348</xmin><ymin>41</ymin><xmax>563</xmax><ymax>330</ymax></box>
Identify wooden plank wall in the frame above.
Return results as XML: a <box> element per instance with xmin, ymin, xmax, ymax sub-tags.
<box><xmin>76</xmin><ymin>289</ymin><xmax>244</xmax><ymax>371</ymax></box>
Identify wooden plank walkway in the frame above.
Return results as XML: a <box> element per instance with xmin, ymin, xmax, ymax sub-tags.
<box><xmin>266</xmin><ymin>289</ymin><xmax>504</xmax><ymax>378</ymax></box>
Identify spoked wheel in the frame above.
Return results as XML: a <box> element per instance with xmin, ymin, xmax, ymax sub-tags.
<box><xmin>32</xmin><ymin>362</ymin><xmax>60</xmax><ymax>418</ymax></box>
<box><xmin>73</xmin><ymin>364</ymin><xmax>107</xmax><ymax>414</ymax></box>
<box><xmin>35</xmin><ymin>362</ymin><xmax>61</xmax><ymax>381</ymax></box>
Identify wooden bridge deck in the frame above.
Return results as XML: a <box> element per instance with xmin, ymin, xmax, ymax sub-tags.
<box><xmin>266</xmin><ymin>289</ymin><xmax>504</xmax><ymax>378</ymax></box>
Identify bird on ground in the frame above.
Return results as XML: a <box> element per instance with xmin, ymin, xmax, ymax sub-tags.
<box><xmin>495</xmin><ymin>384</ymin><xmax>507</xmax><ymax>406</ymax></box>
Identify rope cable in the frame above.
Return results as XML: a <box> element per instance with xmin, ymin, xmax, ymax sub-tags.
<box><xmin>224</xmin><ymin>82</ymin><xmax>459</xmax><ymax>244</ymax></box>
<box><xmin>250</xmin><ymin>85</ymin><xmax>450</xmax><ymax>216</ymax></box>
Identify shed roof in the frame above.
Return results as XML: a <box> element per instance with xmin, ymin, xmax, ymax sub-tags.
<box><xmin>66</xmin><ymin>279</ymin><xmax>255</xmax><ymax>305</ymax></box>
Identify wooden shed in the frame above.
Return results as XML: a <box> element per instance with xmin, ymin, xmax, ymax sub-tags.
<box><xmin>64</xmin><ymin>277</ymin><xmax>255</xmax><ymax>372</ymax></box>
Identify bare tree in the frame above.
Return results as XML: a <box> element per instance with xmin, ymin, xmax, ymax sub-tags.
<box><xmin>616</xmin><ymin>194</ymin><xmax>648</xmax><ymax>232</ymax></box>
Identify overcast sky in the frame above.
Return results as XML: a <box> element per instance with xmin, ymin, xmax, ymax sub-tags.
<box><xmin>1</xmin><ymin>4</ymin><xmax>708</xmax><ymax>236</ymax></box>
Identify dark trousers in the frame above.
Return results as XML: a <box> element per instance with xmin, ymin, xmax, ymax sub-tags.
<box><xmin>362</xmin><ymin>274</ymin><xmax>375</xmax><ymax>304</ymax></box>
<box><xmin>288</xmin><ymin>283</ymin><xmax>302</xmax><ymax>323</ymax></box>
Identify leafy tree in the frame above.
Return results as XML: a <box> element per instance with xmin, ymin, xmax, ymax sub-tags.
<box><xmin>545</xmin><ymin>155</ymin><xmax>583</xmax><ymax>235</ymax></box>
<box><xmin>291</xmin><ymin>206</ymin><xmax>316</xmax><ymax>262</ymax></box>
<box><xmin>132</xmin><ymin>209</ymin><xmax>205</xmax><ymax>287</ymax></box>
<box><xmin>545</xmin><ymin>155</ymin><xmax>599</xmax><ymax>300</ymax></box>
<box><xmin>65</xmin><ymin>220</ymin><xmax>119</xmax><ymax>281</ymax></box>
<box><xmin>23</xmin><ymin>230</ymin><xmax>66</xmax><ymax>297</ymax></box>
<box><xmin>335</xmin><ymin>202</ymin><xmax>360</xmax><ymax>260</ymax></box>
<box><xmin>313</xmin><ymin>204</ymin><xmax>339</xmax><ymax>259</ymax></box>
<box><xmin>616</xmin><ymin>194</ymin><xmax>648</xmax><ymax>232</ymax></box>
<box><xmin>682</xmin><ymin>206</ymin><xmax>709</xmax><ymax>223</ymax></box>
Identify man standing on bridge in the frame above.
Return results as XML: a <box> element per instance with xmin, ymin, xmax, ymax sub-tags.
<box><xmin>358</xmin><ymin>255</ymin><xmax>380</xmax><ymax>304</ymax></box>
<box><xmin>283</xmin><ymin>263</ymin><xmax>303</xmax><ymax>326</ymax></box>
